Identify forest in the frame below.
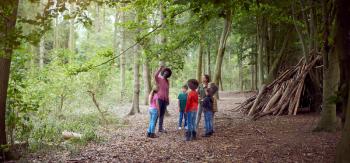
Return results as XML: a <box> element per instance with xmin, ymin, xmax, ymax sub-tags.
<box><xmin>0</xmin><ymin>0</ymin><xmax>350</xmax><ymax>162</ymax></box>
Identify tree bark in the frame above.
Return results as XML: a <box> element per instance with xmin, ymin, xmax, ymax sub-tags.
<box><xmin>39</xmin><ymin>38</ymin><xmax>44</xmax><ymax>68</ymax></box>
<box><xmin>95</xmin><ymin>4</ymin><xmax>101</xmax><ymax>32</ymax></box>
<box><xmin>68</xmin><ymin>3</ymin><xmax>75</xmax><ymax>52</ymax></box>
<box><xmin>315</xmin><ymin>0</ymin><xmax>339</xmax><ymax>132</ymax></box>
<box><xmin>129</xmin><ymin>45</ymin><xmax>141</xmax><ymax>115</ymax></box>
<box><xmin>335</xmin><ymin>0</ymin><xmax>350</xmax><ymax>162</ymax></box>
<box><xmin>197</xmin><ymin>34</ymin><xmax>204</xmax><ymax>83</ymax></box>
<box><xmin>113</xmin><ymin>10</ymin><xmax>119</xmax><ymax>62</ymax></box>
<box><xmin>238</xmin><ymin>38</ymin><xmax>245</xmax><ymax>92</ymax></box>
<box><xmin>143</xmin><ymin>60</ymin><xmax>151</xmax><ymax>105</ymax></box>
<box><xmin>266</xmin><ymin>28</ymin><xmax>292</xmax><ymax>83</ymax></box>
<box><xmin>119</xmin><ymin>8</ymin><xmax>126</xmax><ymax>101</ymax></box>
<box><xmin>207</xmin><ymin>41</ymin><xmax>211</xmax><ymax>77</ymax></box>
<box><xmin>0</xmin><ymin>0</ymin><xmax>19</xmax><ymax>159</ymax></box>
<box><xmin>53</xmin><ymin>17</ymin><xmax>59</xmax><ymax>49</ymax></box>
<box><xmin>213</xmin><ymin>9</ymin><xmax>232</xmax><ymax>98</ymax></box>
<box><xmin>292</xmin><ymin>3</ymin><xmax>308</xmax><ymax>60</ymax></box>
<box><xmin>256</xmin><ymin>15</ymin><xmax>266</xmax><ymax>88</ymax></box>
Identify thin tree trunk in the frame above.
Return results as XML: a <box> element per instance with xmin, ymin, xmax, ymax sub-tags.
<box><xmin>335</xmin><ymin>0</ymin><xmax>350</xmax><ymax>162</ymax></box>
<box><xmin>95</xmin><ymin>4</ymin><xmax>101</xmax><ymax>32</ymax></box>
<box><xmin>143</xmin><ymin>60</ymin><xmax>151</xmax><ymax>105</ymax></box>
<box><xmin>238</xmin><ymin>53</ymin><xmax>243</xmax><ymax>92</ymax></box>
<box><xmin>129</xmin><ymin>45</ymin><xmax>141</xmax><ymax>115</ymax></box>
<box><xmin>207</xmin><ymin>41</ymin><xmax>211</xmax><ymax>77</ymax></box>
<box><xmin>309</xmin><ymin>0</ymin><xmax>318</xmax><ymax>51</ymax></box>
<box><xmin>213</xmin><ymin>10</ymin><xmax>233</xmax><ymax>99</ymax></box>
<box><xmin>39</xmin><ymin>38</ymin><xmax>44</xmax><ymax>68</ymax></box>
<box><xmin>68</xmin><ymin>3</ymin><xmax>75</xmax><ymax>52</ymax></box>
<box><xmin>119</xmin><ymin>8</ymin><xmax>126</xmax><ymax>101</ymax></box>
<box><xmin>238</xmin><ymin>38</ymin><xmax>244</xmax><ymax>92</ymax></box>
<box><xmin>257</xmin><ymin>16</ymin><xmax>266</xmax><ymax>88</ymax></box>
<box><xmin>219</xmin><ymin>76</ymin><xmax>224</xmax><ymax>91</ymax></box>
<box><xmin>292</xmin><ymin>3</ymin><xmax>308</xmax><ymax>60</ymax></box>
<box><xmin>113</xmin><ymin>11</ymin><xmax>118</xmax><ymax>57</ymax></box>
<box><xmin>0</xmin><ymin>0</ymin><xmax>19</xmax><ymax>159</ymax></box>
<box><xmin>197</xmin><ymin>34</ymin><xmax>204</xmax><ymax>83</ymax></box>
<box><xmin>53</xmin><ymin>17</ymin><xmax>59</xmax><ymax>49</ymax></box>
<box><xmin>266</xmin><ymin>28</ymin><xmax>292</xmax><ymax>83</ymax></box>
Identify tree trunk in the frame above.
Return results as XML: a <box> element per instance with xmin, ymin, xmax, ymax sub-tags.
<box><xmin>119</xmin><ymin>8</ymin><xmax>126</xmax><ymax>102</ymax></box>
<box><xmin>257</xmin><ymin>15</ymin><xmax>266</xmax><ymax>88</ymax></box>
<box><xmin>68</xmin><ymin>3</ymin><xmax>75</xmax><ymax>52</ymax></box>
<box><xmin>197</xmin><ymin>34</ymin><xmax>204</xmax><ymax>83</ymax></box>
<box><xmin>39</xmin><ymin>38</ymin><xmax>44</xmax><ymax>68</ymax></box>
<box><xmin>213</xmin><ymin>10</ymin><xmax>233</xmax><ymax>99</ymax></box>
<box><xmin>292</xmin><ymin>3</ymin><xmax>308</xmax><ymax>60</ymax></box>
<box><xmin>309</xmin><ymin>0</ymin><xmax>318</xmax><ymax>52</ymax></box>
<box><xmin>315</xmin><ymin>0</ymin><xmax>339</xmax><ymax>132</ymax></box>
<box><xmin>266</xmin><ymin>28</ymin><xmax>292</xmax><ymax>83</ymax></box>
<box><xmin>207</xmin><ymin>41</ymin><xmax>211</xmax><ymax>77</ymax></box>
<box><xmin>335</xmin><ymin>0</ymin><xmax>350</xmax><ymax>162</ymax></box>
<box><xmin>143</xmin><ymin>60</ymin><xmax>151</xmax><ymax>105</ymax></box>
<box><xmin>53</xmin><ymin>17</ymin><xmax>59</xmax><ymax>49</ymax></box>
<box><xmin>113</xmin><ymin>10</ymin><xmax>119</xmax><ymax>61</ymax></box>
<box><xmin>129</xmin><ymin>45</ymin><xmax>141</xmax><ymax>115</ymax></box>
<box><xmin>0</xmin><ymin>0</ymin><xmax>19</xmax><ymax>159</ymax></box>
<box><xmin>238</xmin><ymin>38</ymin><xmax>244</xmax><ymax>92</ymax></box>
<box><xmin>95</xmin><ymin>4</ymin><xmax>101</xmax><ymax>32</ymax></box>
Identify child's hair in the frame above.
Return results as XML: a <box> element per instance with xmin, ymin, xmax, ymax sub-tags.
<box><xmin>161</xmin><ymin>68</ymin><xmax>172</xmax><ymax>79</ymax></box>
<box><xmin>203</xmin><ymin>74</ymin><xmax>211</xmax><ymax>82</ymax></box>
<box><xmin>187</xmin><ymin>79</ymin><xmax>199</xmax><ymax>90</ymax></box>
<box><xmin>182</xmin><ymin>85</ymin><xmax>188</xmax><ymax>90</ymax></box>
<box><xmin>150</xmin><ymin>86</ymin><xmax>159</xmax><ymax>100</ymax></box>
<box><xmin>208</xmin><ymin>83</ymin><xmax>218</xmax><ymax>96</ymax></box>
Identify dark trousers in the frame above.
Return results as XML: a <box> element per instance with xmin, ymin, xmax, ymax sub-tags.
<box><xmin>157</xmin><ymin>99</ymin><xmax>167</xmax><ymax>131</ymax></box>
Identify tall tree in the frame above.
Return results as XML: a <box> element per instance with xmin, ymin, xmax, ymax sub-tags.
<box><xmin>39</xmin><ymin>37</ymin><xmax>45</xmax><ymax>68</ymax></box>
<box><xmin>119</xmin><ymin>6</ymin><xmax>126</xmax><ymax>101</ymax></box>
<box><xmin>335</xmin><ymin>0</ymin><xmax>350</xmax><ymax>162</ymax></box>
<box><xmin>256</xmin><ymin>11</ymin><xmax>267</xmax><ymax>87</ymax></box>
<box><xmin>196</xmin><ymin>33</ymin><xmax>204</xmax><ymax>83</ymax></box>
<box><xmin>129</xmin><ymin>45</ymin><xmax>141</xmax><ymax>115</ymax></box>
<box><xmin>0</xmin><ymin>0</ymin><xmax>19</xmax><ymax>159</ymax></box>
<box><xmin>143</xmin><ymin>59</ymin><xmax>151</xmax><ymax>105</ymax></box>
<box><xmin>207</xmin><ymin>41</ymin><xmax>211</xmax><ymax>77</ymax></box>
<box><xmin>68</xmin><ymin>3</ymin><xmax>75</xmax><ymax>52</ymax></box>
<box><xmin>213</xmin><ymin>9</ymin><xmax>233</xmax><ymax>96</ymax></box>
<box><xmin>314</xmin><ymin>0</ymin><xmax>339</xmax><ymax>132</ymax></box>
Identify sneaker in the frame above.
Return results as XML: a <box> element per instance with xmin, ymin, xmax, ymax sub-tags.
<box><xmin>178</xmin><ymin>127</ymin><xmax>182</xmax><ymax>130</ymax></box>
<box><xmin>149</xmin><ymin>133</ymin><xmax>158</xmax><ymax>138</ymax></box>
<box><xmin>202</xmin><ymin>133</ymin><xmax>211</xmax><ymax>137</ymax></box>
<box><xmin>159</xmin><ymin>128</ymin><xmax>167</xmax><ymax>133</ymax></box>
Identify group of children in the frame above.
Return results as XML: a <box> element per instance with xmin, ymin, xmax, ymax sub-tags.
<box><xmin>146</xmin><ymin>74</ymin><xmax>218</xmax><ymax>141</ymax></box>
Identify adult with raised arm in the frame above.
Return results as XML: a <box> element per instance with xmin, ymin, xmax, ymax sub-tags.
<box><xmin>154</xmin><ymin>62</ymin><xmax>172</xmax><ymax>133</ymax></box>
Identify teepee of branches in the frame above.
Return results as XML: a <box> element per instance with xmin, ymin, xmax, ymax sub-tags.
<box><xmin>235</xmin><ymin>53</ymin><xmax>322</xmax><ymax>120</ymax></box>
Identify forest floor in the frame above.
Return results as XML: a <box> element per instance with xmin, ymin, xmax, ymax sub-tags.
<box><xmin>25</xmin><ymin>92</ymin><xmax>340</xmax><ymax>162</ymax></box>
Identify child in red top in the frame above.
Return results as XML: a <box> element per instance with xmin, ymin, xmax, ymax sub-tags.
<box><xmin>185</xmin><ymin>79</ymin><xmax>199</xmax><ymax>141</ymax></box>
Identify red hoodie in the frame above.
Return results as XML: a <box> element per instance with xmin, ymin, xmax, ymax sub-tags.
<box><xmin>185</xmin><ymin>90</ymin><xmax>199</xmax><ymax>112</ymax></box>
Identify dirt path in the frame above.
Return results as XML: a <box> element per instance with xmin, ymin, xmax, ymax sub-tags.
<box><xmin>29</xmin><ymin>92</ymin><xmax>340</xmax><ymax>162</ymax></box>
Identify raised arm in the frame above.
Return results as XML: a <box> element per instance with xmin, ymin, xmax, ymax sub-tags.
<box><xmin>154</xmin><ymin>67</ymin><xmax>163</xmax><ymax>83</ymax></box>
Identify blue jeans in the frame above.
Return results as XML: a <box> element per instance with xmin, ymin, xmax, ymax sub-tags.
<box><xmin>147</xmin><ymin>109</ymin><xmax>158</xmax><ymax>134</ymax></box>
<box><xmin>204</xmin><ymin>111</ymin><xmax>213</xmax><ymax>134</ymax></box>
<box><xmin>178</xmin><ymin>111</ymin><xmax>187</xmax><ymax>127</ymax></box>
<box><xmin>187</xmin><ymin>111</ymin><xmax>197</xmax><ymax>132</ymax></box>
